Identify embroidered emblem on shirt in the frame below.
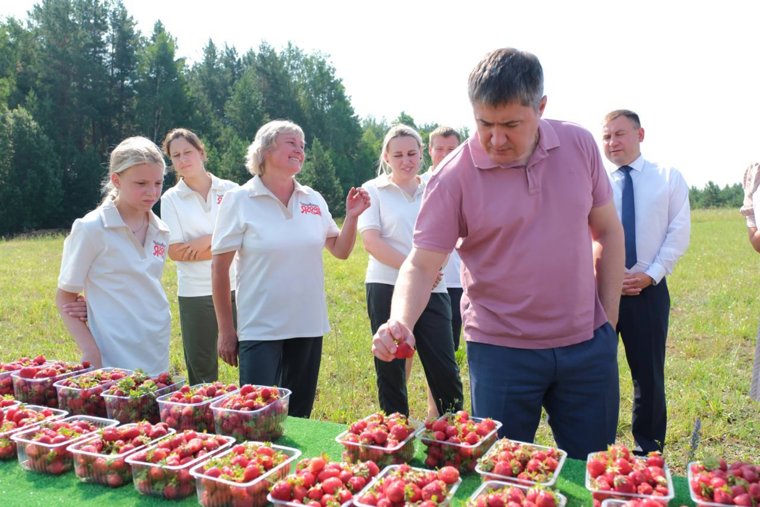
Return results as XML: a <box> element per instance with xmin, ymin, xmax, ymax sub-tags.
<box><xmin>217</xmin><ymin>194</ymin><xmax>224</xmax><ymax>205</ymax></box>
<box><xmin>152</xmin><ymin>240</ymin><xmax>167</xmax><ymax>258</ymax></box>
<box><xmin>300</xmin><ymin>203</ymin><xmax>322</xmax><ymax>216</ymax></box>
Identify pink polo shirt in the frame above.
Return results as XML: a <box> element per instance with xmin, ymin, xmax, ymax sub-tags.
<box><xmin>414</xmin><ymin>119</ymin><xmax>612</xmax><ymax>349</ymax></box>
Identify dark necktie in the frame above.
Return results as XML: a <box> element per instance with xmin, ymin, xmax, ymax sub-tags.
<box><xmin>621</xmin><ymin>165</ymin><xmax>637</xmax><ymax>269</ymax></box>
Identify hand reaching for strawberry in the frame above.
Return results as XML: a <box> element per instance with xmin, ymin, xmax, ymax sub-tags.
<box><xmin>373</xmin><ymin>320</ymin><xmax>416</xmax><ymax>361</ymax></box>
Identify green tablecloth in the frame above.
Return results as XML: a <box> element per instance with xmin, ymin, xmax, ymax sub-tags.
<box><xmin>0</xmin><ymin>416</ymin><xmax>694</xmax><ymax>506</ymax></box>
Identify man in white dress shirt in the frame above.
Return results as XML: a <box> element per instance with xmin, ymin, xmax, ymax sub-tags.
<box><xmin>602</xmin><ymin>109</ymin><xmax>691</xmax><ymax>454</ymax></box>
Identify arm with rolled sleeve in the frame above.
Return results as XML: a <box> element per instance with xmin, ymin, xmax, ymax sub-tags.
<box><xmin>645</xmin><ymin>171</ymin><xmax>691</xmax><ymax>284</ymax></box>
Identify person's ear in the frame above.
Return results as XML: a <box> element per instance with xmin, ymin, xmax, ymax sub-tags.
<box><xmin>638</xmin><ymin>127</ymin><xmax>645</xmax><ymax>143</ymax></box>
<box><xmin>538</xmin><ymin>96</ymin><xmax>548</xmax><ymax>117</ymax></box>
<box><xmin>111</xmin><ymin>172</ymin><xmax>121</xmax><ymax>189</ymax></box>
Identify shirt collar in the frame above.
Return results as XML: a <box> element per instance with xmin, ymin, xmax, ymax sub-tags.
<box><xmin>174</xmin><ymin>172</ymin><xmax>225</xmax><ymax>197</ymax></box>
<box><xmin>246</xmin><ymin>175</ymin><xmax>309</xmax><ymax>198</ymax></box>
<box><xmin>374</xmin><ymin>172</ymin><xmax>425</xmax><ymax>198</ymax></box>
<box><xmin>617</xmin><ymin>155</ymin><xmax>644</xmax><ymax>173</ymax></box>
<box><xmin>99</xmin><ymin>198</ymin><xmax>168</xmax><ymax>232</ymax></box>
<box><xmin>469</xmin><ymin>119</ymin><xmax>560</xmax><ymax>170</ymax></box>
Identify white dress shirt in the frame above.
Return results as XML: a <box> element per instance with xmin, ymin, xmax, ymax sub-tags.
<box><xmin>608</xmin><ymin>155</ymin><xmax>691</xmax><ymax>284</ymax></box>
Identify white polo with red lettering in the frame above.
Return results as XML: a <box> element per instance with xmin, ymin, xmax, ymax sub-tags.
<box><xmin>160</xmin><ymin>173</ymin><xmax>238</xmax><ymax>297</ymax></box>
<box><xmin>58</xmin><ymin>198</ymin><xmax>171</xmax><ymax>375</ymax></box>
<box><xmin>211</xmin><ymin>176</ymin><xmax>339</xmax><ymax>341</ymax></box>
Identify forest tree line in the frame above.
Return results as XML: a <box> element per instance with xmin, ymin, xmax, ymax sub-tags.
<box><xmin>0</xmin><ymin>0</ymin><xmax>741</xmax><ymax>237</ymax></box>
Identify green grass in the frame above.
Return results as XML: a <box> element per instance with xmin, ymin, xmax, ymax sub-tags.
<box><xmin>0</xmin><ymin>208</ymin><xmax>757</xmax><ymax>474</ymax></box>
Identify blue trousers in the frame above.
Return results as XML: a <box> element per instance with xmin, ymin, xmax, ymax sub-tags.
<box><xmin>467</xmin><ymin>323</ymin><xmax>619</xmax><ymax>460</ymax></box>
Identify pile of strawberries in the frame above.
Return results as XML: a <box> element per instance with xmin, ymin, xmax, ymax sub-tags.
<box><xmin>0</xmin><ymin>404</ymin><xmax>63</xmax><ymax>459</ymax></box>
<box><xmin>102</xmin><ymin>370</ymin><xmax>182</xmax><ymax>423</ymax></box>
<box><xmin>12</xmin><ymin>360</ymin><xmax>91</xmax><ymax>407</ymax></box>
<box><xmin>212</xmin><ymin>384</ymin><xmax>288</xmax><ymax>442</ymax></box>
<box><xmin>12</xmin><ymin>416</ymin><xmax>108</xmax><ymax>474</ymax></box>
<box><xmin>195</xmin><ymin>441</ymin><xmax>295</xmax><ymax>506</ymax></box>
<box><xmin>0</xmin><ymin>355</ymin><xmax>47</xmax><ymax>395</ymax></box>
<box><xmin>0</xmin><ymin>394</ymin><xmax>18</xmax><ymax>409</ymax></box>
<box><xmin>421</xmin><ymin>410</ymin><xmax>500</xmax><ymax>471</ymax></box>
<box><xmin>158</xmin><ymin>381</ymin><xmax>237</xmax><ymax>431</ymax></box>
<box><xmin>477</xmin><ymin>438</ymin><xmax>565</xmax><ymax>485</ymax></box>
<box><xmin>586</xmin><ymin>444</ymin><xmax>672</xmax><ymax>504</ymax></box>
<box><xmin>127</xmin><ymin>429</ymin><xmax>233</xmax><ymax>499</ymax></box>
<box><xmin>70</xmin><ymin>421</ymin><xmax>172</xmax><ymax>487</ymax></box>
<box><xmin>355</xmin><ymin>463</ymin><xmax>461</xmax><ymax>506</ymax></box>
<box><xmin>268</xmin><ymin>455</ymin><xmax>380</xmax><ymax>506</ymax></box>
<box><xmin>469</xmin><ymin>483</ymin><xmax>563</xmax><ymax>507</ymax></box>
<box><xmin>55</xmin><ymin>368</ymin><xmax>131</xmax><ymax>417</ymax></box>
<box><xmin>689</xmin><ymin>458</ymin><xmax>760</xmax><ymax>506</ymax></box>
<box><xmin>339</xmin><ymin>411</ymin><xmax>417</xmax><ymax>466</ymax></box>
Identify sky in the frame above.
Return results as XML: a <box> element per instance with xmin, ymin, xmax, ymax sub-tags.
<box><xmin>3</xmin><ymin>0</ymin><xmax>758</xmax><ymax>188</ymax></box>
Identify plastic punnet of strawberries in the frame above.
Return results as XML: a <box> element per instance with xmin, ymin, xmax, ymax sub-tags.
<box><xmin>69</xmin><ymin>421</ymin><xmax>173</xmax><ymax>487</ymax></box>
<box><xmin>55</xmin><ymin>367</ymin><xmax>131</xmax><ymax>417</ymax></box>
<box><xmin>0</xmin><ymin>355</ymin><xmax>47</xmax><ymax>395</ymax></box>
<box><xmin>211</xmin><ymin>384</ymin><xmax>289</xmax><ymax>442</ymax></box>
<box><xmin>420</xmin><ymin>410</ymin><xmax>501</xmax><ymax>472</ymax></box>
<box><xmin>268</xmin><ymin>455</ymin><xmax>381</xmax><ymax>506</ymax></box>
<box><xmin>476</xmin><ymin>437</ymin><xmax>567</xmax><ymax>487</ymax></box>
<box><xmin>468</xmin><ymin>481</ymin><xmax>565</xmax><ymax>507</ymax></box>
<box><xmin>157</xmin><ymin>381</ymin><xmax>238</xmax><ymax>432</ymax></box>
<box><xmin>337</xmin><ymin>411</ymin><xmax>417</xmax><ymax>466</ymax></box>
<box><xmin>355</xmin><ymin>463</ymin><xmax>462</xmax><ymax>507</ymax></box>
<box><xmin>12</xmin><ymin>416</ymin><xmax>113</xmax><ymax>474</ymax></box>
<box><xmin>126</xmin><ymin>429</ymin><xmax>234</xmax><ymax>500</ymax></box>
<box><xmin>586</xmin><ymin>444</ymin><xmax>673</xmax><ymax>506</ymax></box>
<box><xmin>193</xmin><ymin>441</ymin><xmax>300</xmax><ymax>507</ymax></box>
<box><xmin>688</xmin><ymin>458</ymin><xmax>760</xmax><ymax>506</ymax></box>
<box><xmin>11</xmin><ymin>360</ymin><xmax>91</xmax><ymax>407</ymax></box>
<box><xmin>0</xmin><ymin>404</ymin><xmax>65</xmax><ymax>459</ymax></box>
<box><xmin>102</xmin><ymin>370</ymin><xmax>184</xmax><ymax>424</ymax></box>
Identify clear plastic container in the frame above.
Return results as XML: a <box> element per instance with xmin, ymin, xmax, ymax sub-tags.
<box><xmin>419</xmin><ymin>414</ymin><xmax>502</xmax><ymax>472</ymax></box>
<box><xmin>0</xmin><ymin>357</ymin><xmax>49</xmax><ymax>396</ymax></box>
<box><xmin>210</xmin><ymin>386</ymin><xmax>290</xmax><ymax>442</ymax></box>
<box><xmin>475</xmin><ymin>437</ymin><xmax>567</xmax><ymax>487</ymax></box>
<box><xmin>68</xmin><ymin>421</ymin><xmax>175</xmax><ymax>487</ymax></box>
<box><xmin>12</xmin><ymin>363</ymin><xmax>93</xmax><ymax>407</ymax></box>
<box><xmin>126</xmin><ymin>431</ymin><xmax>235</xmax><ymax>500</ymax></box>
<box><xmin>335</xmin><ymin>414</ymin><xmax>420</xmax><ymax>467</ymax></box>
<box><xmin>157</xmin><ymin>382</ymin><xmax>238</xmax><ymax>432</ymax></box>
<box><xmin>53</xmin><ymin>367</ymin><xmax>132</xmax><ymax>417</ymax></box>
<box><xmin>0</xmin><ymin>395</ymin><xmax>20</xmax><ymax>410</ymax></box>
<box><xmin>0</xmin><ymin>404</ymin><xmax>67</xmax><ymax>460</ymax></box>
<box><xmin>585</xmin><ymin>452</ymin><xmax>674</xmax><ymax>506</ymax></box>
<box><xmin>11</xmin><ymin>414</ymin><xmax>118</xmax><ymax>474</ymax></box>
<box><xmin>686</xmin><ymin>461</ymin><xmax>759</xmax><ymax>507</ymax></box>
<box><xmin>191</xmin><ymin>442</ymin><xmax>301</xmax><ymax>507</ymax></box>
<box><xmin>467</xmin><ymin>480</ymin><xmax>568</xmax><ymax>507</ymax></box>
<box><xmin>353</xmin><ymin>464</ymin><xmax>462</xmax><ymax>507</ymax></box>
<box><xmin>102</xmin><ymin>374</ymin><xmax>185</xmax><ymax>424</ymax></box>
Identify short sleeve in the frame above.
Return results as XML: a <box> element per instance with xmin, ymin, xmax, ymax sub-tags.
<box><xmin>357</xmin><ymin>181</ymin><xmax>381</xmax><ymax>233</ymax></box>
<box><xmin>753</xmin><ymin>190</ymin><xmax>760</xmax><ymax>225</ymax></box>
<box><xmin>316</xmin><ymin>191</ymin><xmax>339</xmax><ymax>238</ymax></box>
<box><xmin>58</xmin><ymin>219</ymin><xmax>99</xmax><ymax>294</ymax></box>
<box><xmin>211</xmin><ymin>189</ymin><xmax>246</xmax><ymax>255</ymax></box>
<box><xmin>413</xmin><ymin>174</ymin><xmax>461</xmax><ymax>253</ymax></box>
<box><xmin>159</xmin><ymin>193</ymin><xmax>184</xmax><ymax>245</ymax></box>
<box><xmin>585</xmin><ymin>133</ymin><xmax>613</xmax><ymax>208</ymax></box>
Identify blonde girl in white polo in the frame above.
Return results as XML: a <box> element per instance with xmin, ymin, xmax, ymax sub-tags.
<box><xmin>160</xmin><ymin>128</ymin><xmax>238</xmax><ymax>385</ymax></box>
<box><xmin>211</xmin><ymin>120</ymin><xmax>370</xmax><ymax>418</ymax></box>
<box><xmin>56</xmin><ymin>137</ymin><xmax>171</xmax><ymax>376</ymax></box>
<box><xmin>358</xmin><ymin>124</ymin><xmax>463</xmax><ymax>419</ymax></box>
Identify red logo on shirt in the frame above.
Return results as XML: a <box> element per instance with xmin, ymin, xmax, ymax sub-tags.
<box><xmin>300</xmin><ymin>203</ymin><xmax>322</xmax><ymax>216</ymax></box>
<box><xmin>217</xmin><ymin>194</ymin><xmax>224</xmax><ymax>205</ymax></box>
<box><xmin>152</xmin><ymin>241</ymin><xmax>167</xmax><ymax>258</ymax></box>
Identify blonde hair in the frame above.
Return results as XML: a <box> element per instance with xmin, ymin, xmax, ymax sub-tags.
<box><xmin>377</xmin><ymin>124</ymin><xmax>423</xmax><ymax>176</ymax></box>
<box><xmin>102</xmin><ymin>136</ymin><xmax>166</xmax><ymax>202</ymax></box>
<box><xmin>245</xmin><ymin>120</ymin><xmax>305</xmax><ymax>176</ymax></box>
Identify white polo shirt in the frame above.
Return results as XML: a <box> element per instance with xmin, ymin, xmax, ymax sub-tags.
<box><xmin>421</xmin><ymin>169</ymin><xmax>462</xmax><ymax>289</ymax></box>
<box><xmin>358</xmin><ymin>173</ymin><xmax>446</xmax><ymax>293</ymax></box>
<box><xmin>160</xmin><ymin>173</ymin><xmax>238</xmax><ymax>297</ymax></box>
<box><xmin>211</xmin><ymin>176</ymin><xmax>339</xmax><ymax>342</ymax></box>
<box><xmin>58</xmin><ymin>199</ymin><xmax>171</xmax><ymax>376</ymax></box>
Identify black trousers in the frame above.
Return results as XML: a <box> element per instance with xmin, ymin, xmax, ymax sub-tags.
<box><xmin>238</xmin><ymin>337</ymin><xmax>323</xmax><ymax>419</ymax></box>
<box><xmin>366</xmin><ymin>283</ymin><xmax>464</xmax><ymax>416</ymax></box>
<box><xmin>617</xmin><ymin>278</ymin><xmax>670</xmax><ymax>454</ymax></box>
<box><xmin>448</xmin><ymin>287</ymin><xmax>463</xmax><ymax>351</ymax></box>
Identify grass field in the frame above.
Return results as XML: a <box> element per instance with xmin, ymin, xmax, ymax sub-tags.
<box><xmin>0</xmin><ymin>208</ymin><xmax>757</xmax><ymax>473</ymax></box>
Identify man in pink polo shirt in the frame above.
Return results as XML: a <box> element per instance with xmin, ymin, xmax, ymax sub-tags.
<box><xmin>372</xmin><ymin>48</ymin><xmax>625</xmax><ymax>459</ymax></box>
